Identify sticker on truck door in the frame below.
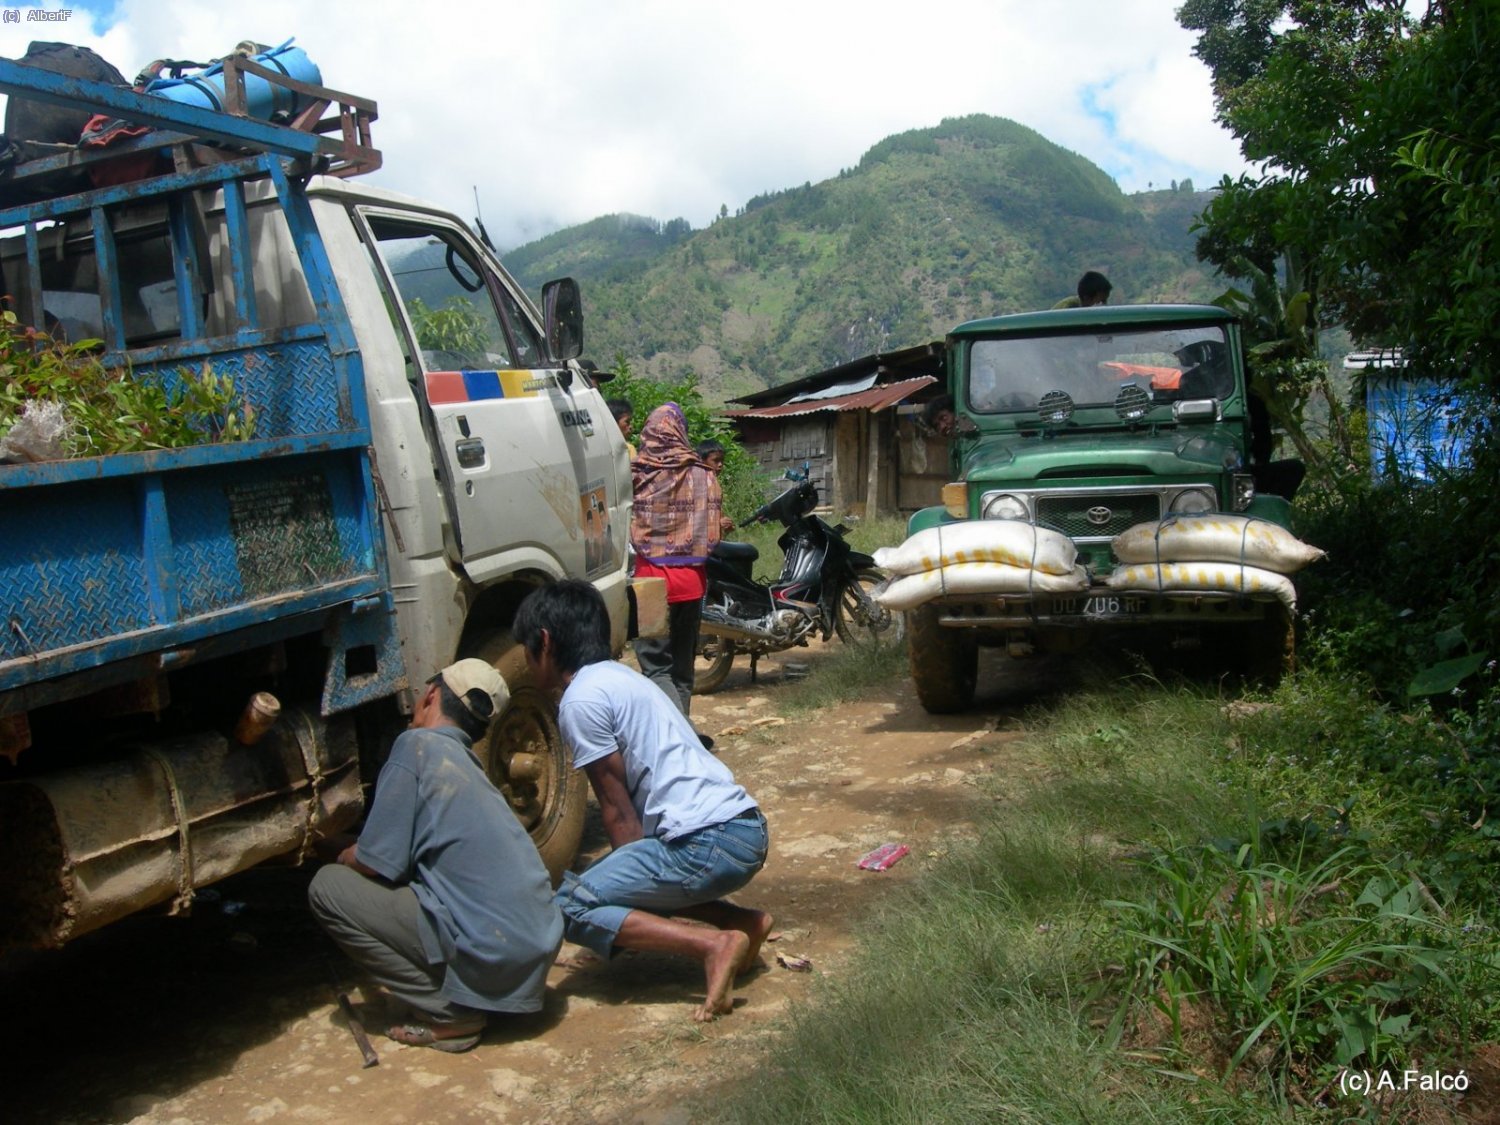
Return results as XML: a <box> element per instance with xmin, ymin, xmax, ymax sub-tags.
<box><xmin>580</xmin><ymin>478</ymin><xmax>616</xmax><ymax>575</ymax></box>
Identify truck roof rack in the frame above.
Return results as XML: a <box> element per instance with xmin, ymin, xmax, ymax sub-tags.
<box><xmin>0</xmin><ymin>55</ymin><xmax>380</xmax><ymax>195</ymax></box>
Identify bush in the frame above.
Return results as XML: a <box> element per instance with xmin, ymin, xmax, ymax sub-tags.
<box><xmin>1295</xmin><ymin>447</ymin><xmax>1499</xmax><ymax>703</ymax></box>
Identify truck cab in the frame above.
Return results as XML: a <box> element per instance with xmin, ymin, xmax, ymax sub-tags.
<box><xmin>906</xmin><ymin>304</ymin><xmax>1294</xmax><ymax>712</ymax></box>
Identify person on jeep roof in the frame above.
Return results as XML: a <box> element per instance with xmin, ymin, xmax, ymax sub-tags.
<box><xmin>1053</xmin><ymin>270</ymin><xmax>1112</xmax><ymax>309</ymax></box>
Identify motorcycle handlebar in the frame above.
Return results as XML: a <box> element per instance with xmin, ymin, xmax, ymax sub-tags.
<box><xmin>742</xmin><ymin>479</ymin><xmax>817</xmax><ymax>527</ymax></box>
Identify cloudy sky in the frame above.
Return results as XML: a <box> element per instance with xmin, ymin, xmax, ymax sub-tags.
<box><xmin>2</xmin><ymin>0</ymin><xmax>1251</xmax><ymax>250</ymax></box>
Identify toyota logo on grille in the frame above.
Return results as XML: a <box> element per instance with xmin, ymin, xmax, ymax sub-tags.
<box><xmin>1086</xmin><ymin>506</ymin><xmax>1113</xmax><ymax>526</ymax></box>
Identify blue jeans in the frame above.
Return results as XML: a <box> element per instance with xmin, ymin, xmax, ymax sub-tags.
<box><xmin>554</xmin><ymin>810</ymin><xmax>768</xmax><ymax>958</ymax></box>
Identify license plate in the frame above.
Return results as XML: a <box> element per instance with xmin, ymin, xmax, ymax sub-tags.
<box><xmin>1048</xmin><ymin>594</ymin><xmax>1147</xmax><ymax>618</ymax></box>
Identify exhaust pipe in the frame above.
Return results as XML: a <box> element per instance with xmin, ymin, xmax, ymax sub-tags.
<box><xmin>699</xmin><ymin>606</ymin><xmax>782</xmax><ymax>643</ymax></box>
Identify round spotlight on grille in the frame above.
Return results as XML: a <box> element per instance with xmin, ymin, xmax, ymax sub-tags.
<box><xmin>1114</xmin><ymin>383</ymin><xmax>1152</xmax><ymax>421</ymax></box>
<box><xmin>1037</xmin><ymin>390</ymin><xmax>1074</xmax><ymax>426</ymax></box>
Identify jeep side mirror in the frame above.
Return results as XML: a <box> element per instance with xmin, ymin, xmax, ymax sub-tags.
<box><xmin>542</xmin><ymin>277</ymin><xmax>583</xmax><ymax>362</ymax></box>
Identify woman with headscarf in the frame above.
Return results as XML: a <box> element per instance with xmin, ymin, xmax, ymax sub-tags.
<box><xmin>630</xmin><ymin>403</ymin><xmax>724</xmax><ymax>717</ymax></box>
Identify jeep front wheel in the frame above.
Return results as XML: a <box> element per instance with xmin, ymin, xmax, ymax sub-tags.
<box><xmin>908</xmin><ymin>603</ymin><xmax>978</xmax><ymax>713</ymax></box>
<box><xmin>1242</xmin><ymin>605</ymin><xmax>1295</xmax><ymax>685</ymax></box>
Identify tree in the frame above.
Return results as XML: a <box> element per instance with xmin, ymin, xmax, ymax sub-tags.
<box><xmin>1179</xmin><ymin>1</ymin><xmax>1499</xmax><ymax>395</ymax></box>
<box><xmin>1212</xmin><ymin>249</ymin><xmax>1348</xmax><ymax>468</ymax></box>
<box><xmin>1383</xmin><ymin>5</ymin><xmax>1500</xmax><ymax>392</ymax></box>
<box><xmin>1180</xmin><ymin>1</ymin><xmax>1500</xmax><ymax>686</ymax></box>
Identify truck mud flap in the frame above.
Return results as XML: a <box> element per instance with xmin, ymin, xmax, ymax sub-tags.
<box><xmin>0</xmin><ymin>709</ymin><xmax>361</xmax><ymax>953</ymax></box>
<box><xmin>627</xmin><ymin>575</ymin><xmax>668</xmax><ymax>639</ymax></box>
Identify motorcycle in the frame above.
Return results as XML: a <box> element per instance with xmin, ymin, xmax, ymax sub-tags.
<box><xmin>693</xmin><ymin>467</ymin><xmax>905</xmax><ymax>693</ymax></box>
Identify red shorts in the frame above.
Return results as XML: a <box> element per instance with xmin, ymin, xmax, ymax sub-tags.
<box><xmin>632</xmin><ymin>558</ymin><xmax>707</xmax><ymax>603</ymax></box>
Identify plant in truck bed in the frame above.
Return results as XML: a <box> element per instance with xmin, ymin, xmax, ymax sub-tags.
<box><xmin>0</xmin><ymin>308</ymin><xmax>255</xmax><ymax>460</ymax></box>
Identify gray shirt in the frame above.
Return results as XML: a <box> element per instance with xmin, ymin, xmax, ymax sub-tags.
<box><xmin>357</xmin><ymin>725</ymin><xmax>563</xmax><ymax>1012</ymax></box>
<box><xmin>559</xmin><ymin>660</ymin><xmax>756</xmax><ymax>840</ymax></box>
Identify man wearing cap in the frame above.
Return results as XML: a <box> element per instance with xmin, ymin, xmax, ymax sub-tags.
<box><xmin>308</xmin><ymin>659</ymin><xmax>563</xmax><ymax>1053</ymax></box>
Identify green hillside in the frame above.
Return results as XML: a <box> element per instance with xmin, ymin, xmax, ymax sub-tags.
<box><xmin>503</xmin><ymin>115</ymin><xmax>1218</xmax><ymax>402</ymax></box>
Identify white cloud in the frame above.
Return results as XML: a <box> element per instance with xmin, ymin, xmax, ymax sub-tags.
<box><xmin>2</xmin><ymin>0</ymin><xmax>1252</xmax><ymax>248</ymax></box>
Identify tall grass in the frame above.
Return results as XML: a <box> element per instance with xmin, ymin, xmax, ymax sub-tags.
<box><xmin>1109</xmin><ymin>836</ymin><xmax>1451</xmax><ymax>1083</ymax></box>
<box><xmin>718</xmin><ymin>670</ymin><xmax>1500</xmax><ymax>1122</ymax></box>
<box><xmin>722</xmin><ymin>683</ymin><xmax>1259</xmax><ymax>1123</ymax></box>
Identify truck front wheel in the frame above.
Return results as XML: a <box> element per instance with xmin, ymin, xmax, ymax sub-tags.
<box><xmin>908</xmin><ymin>603</ymin><xmax>978</xmax><ymax>713</ymax></box>
<box><xmin>465</xmin><ymin>632</ymin><xmax>586</xmax><ymax>884</ymax></box>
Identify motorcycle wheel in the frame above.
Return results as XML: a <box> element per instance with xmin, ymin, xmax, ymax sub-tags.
<box><xmin>835</xmin><ymin>570</ymin><xmax>905</xmax><ymax>647</ymax></box>
<box><xmin>693</xmin><ymin>634</ymin><xmax>736</xmax><ymax>695</ymax></box>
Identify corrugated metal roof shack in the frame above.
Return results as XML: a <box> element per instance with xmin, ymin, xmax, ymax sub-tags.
<box><xmin>723</xmin><ymin>343</ymin><xmax>950</xmax><ymax>519</ymax></box>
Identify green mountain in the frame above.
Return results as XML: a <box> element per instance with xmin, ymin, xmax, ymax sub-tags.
<box><xmin>503</xmin><ymin>115</ymin><xmax>1220</xmax><ymax>402</ymax></box>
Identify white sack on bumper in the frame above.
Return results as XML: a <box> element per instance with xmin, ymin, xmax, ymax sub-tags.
<box><xmin>874</xmin><ymin>561</ymin><xmax>1089</xmax><ymax>612</ymax></box>
<box><xmin>873</xmin><ymin>521</ymin><xmax>1078</xmax><ymax>578</ymax></box>
<box><xmin>1107</xmin><ymin>562</ymin><xmax>1298</xmax><ymax>610</ymax></box>
<box><xmin>1112</xmin><ymin>515</ymin><xmax>1324</xmax><ymax>574</ymax></box>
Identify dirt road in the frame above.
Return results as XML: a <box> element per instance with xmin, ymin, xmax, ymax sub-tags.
<box><xmin>1</xmin><ymin>647</ymin><xmax>1032</xmax><ymax>1124</ymax></box>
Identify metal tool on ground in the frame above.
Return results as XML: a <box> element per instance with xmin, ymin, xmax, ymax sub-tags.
<box><xmin>321</xmin><ymin>947</ymin><xmax>379</xmax><ymax>1068</ymax></box>
<box><xmin>337</xmin><ymin>990</ymin><xmax>380</xmax><ymax>1069</ymax></box>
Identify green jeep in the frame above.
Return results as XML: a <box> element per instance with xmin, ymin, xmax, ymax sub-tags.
<box><xmin>907</xmin><ymin>304</ymin><xmax>1295</xmax><ymax>713</ymax></box>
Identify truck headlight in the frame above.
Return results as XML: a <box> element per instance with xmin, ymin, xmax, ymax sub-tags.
<box><xmin>982</xmin><ymin>493</ymin><xmax>1030</xmax><ymax>521</ymax></box>
<box><xmin>1231</xmin><ymin>473</ymin><xmax>1255</xmax><ymax>511</ymax></box>
<box><xmin>1169</xmin><ymin>487</ymin><xmax>1216</xmax><ymax>515</ymax></box>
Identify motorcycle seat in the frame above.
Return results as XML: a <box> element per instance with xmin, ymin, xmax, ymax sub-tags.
<box><xmin>712</xmin><ymin>541</ymin><xmax>759</xmax><ymax>563</ymax></box>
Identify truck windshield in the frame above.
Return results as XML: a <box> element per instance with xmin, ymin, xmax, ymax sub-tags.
<box><xmin>966</xmin><ymin>325</ymin><xmax>1234</xmax><ymax>414</ymax></box>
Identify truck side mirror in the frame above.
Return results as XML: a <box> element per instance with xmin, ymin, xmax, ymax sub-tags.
<box><xmin>542</xmin><ymin>276</ymin><xmax>584</xmax><ymax>362</ymax></box>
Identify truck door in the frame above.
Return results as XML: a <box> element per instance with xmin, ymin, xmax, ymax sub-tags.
<box><xmin>360</xmin><ymin>212</ymin><xmax>621</xmax><ymax>581</ymax></box>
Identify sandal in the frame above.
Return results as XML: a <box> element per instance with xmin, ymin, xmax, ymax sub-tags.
<box><xmin>386</xmin><ymin>1018</ymin><xmax>485</xmax><ymax>1053</ymax></box>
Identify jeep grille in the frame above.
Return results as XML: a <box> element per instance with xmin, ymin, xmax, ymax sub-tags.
<box><xmin>1036</xmin><ymin>492</ymin><xmax>1161</xmax><ymax>539</ymax></box>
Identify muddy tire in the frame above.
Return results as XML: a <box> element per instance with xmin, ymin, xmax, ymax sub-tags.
<box><xmin>463</xmin><ymin>631</ymin><xmax>585</xmax><ymax>884</ymax></box>
<box><xmin>693</xmin><ymin>635</ymin><xmax>736</xmax><ymax>695</ymax></box>
<box><xmin>835</xmin><ymin>569</ymin><xmax>906</xmax><ymax>648</ymax></box>
<box><xmin>908</xmin><ymin>602</ymin><xmax>978</xmax><ymax>713</ymax></box>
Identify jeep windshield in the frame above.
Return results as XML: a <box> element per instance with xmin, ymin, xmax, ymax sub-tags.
<box><xmin>965</xmin><ymin>324</ymin><xmax>1234</xmax><ymax>416</ymax></box>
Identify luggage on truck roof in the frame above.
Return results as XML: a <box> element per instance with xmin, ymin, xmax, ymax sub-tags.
<box><xmin>0</xmin><ymin>40</ymin><xmax>380</xmax><ymax>211</ymax></box>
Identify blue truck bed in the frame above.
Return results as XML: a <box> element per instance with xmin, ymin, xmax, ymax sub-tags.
<box><xmin>0</xmin><ymin>60</ymin><xmax>402</xmax><ymax>716</ymax></box>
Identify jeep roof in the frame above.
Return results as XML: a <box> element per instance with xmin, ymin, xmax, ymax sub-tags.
<box><xmin>950</xmin><ymin>303</ymin><xmax>1238</xmax><ymax>340</ymax></box>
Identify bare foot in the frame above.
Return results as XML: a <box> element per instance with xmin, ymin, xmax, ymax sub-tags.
<box><xmin>735</xmin><ymin>910</ymin><xmax>775</xmax><ymax>976</ymax></box>
<box><xmin>678</xmin><ymin>903</ymin><xmax>776</xmax><ymax>975</ymax></box>
<box><xmin>694</xmin><ymin>930</ymin><xmax>750</xmax><ymax>1022</ymax></box>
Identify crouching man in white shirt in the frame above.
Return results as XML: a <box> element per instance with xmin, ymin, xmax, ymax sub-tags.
<box><xmin>515</xmin><ymin>580</ymin><xmax>772</xmax><ymax>1022</ymax></box>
